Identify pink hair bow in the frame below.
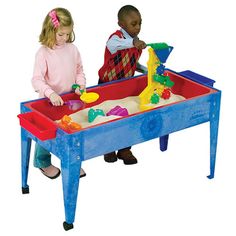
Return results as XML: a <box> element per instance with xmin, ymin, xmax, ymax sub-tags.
<box><xmin>49</xmin><ymin>10</ymin><xmax>60</xmax><ymax>28</ymax></box>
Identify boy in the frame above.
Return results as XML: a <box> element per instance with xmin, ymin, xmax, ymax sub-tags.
<box><xmin>98</xmin><ymin>5</ymin><xmax>147</xmax><ymax>165</ymax></box>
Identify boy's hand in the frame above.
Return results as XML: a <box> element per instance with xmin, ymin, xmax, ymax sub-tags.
<box><xmin>133</xmin><ymin>38</ymin><xmax>146</xmax><ymax>50</ymax></box>
<box><xmin>49</xmin><ymin>92</ymin><xmax>64</xmax><ymax>106</ymax></box>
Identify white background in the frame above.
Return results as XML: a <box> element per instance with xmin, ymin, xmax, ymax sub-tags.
<box><xmin>0</xmin><ymin>0</ymin><xmax>235</xmax><ymax>235</ymax></box>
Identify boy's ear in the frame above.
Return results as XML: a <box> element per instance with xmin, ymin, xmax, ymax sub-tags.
<box><xmin>118</xmin><ymin>20</ymin><xmax>124</xmax><ymax>28</ymax></box>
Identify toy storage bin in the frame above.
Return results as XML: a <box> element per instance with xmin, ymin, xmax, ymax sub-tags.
<box><xmin>18</xmin><ymin>111</ymin><xmax>57</xmax><ymax>140</ymax></box>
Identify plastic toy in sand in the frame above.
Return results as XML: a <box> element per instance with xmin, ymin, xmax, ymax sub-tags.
<box><xmin>88</xmin><ymin>108</ymin><xmax>105</xmax><ymax>123</ymax></box>
<box><xmin>139</xmin><ymin>43</ymin><xmax>174</xmax><ymax>111</ymax></box>
<box><xmin>106</xmin><ymin>106</ymin><xmax>129</xmax><ymax>116</ymax></box>
<box><xmin>58</xmin><ymin>115</ymin><xmax>82</xmax><ymax>131</ymax></box>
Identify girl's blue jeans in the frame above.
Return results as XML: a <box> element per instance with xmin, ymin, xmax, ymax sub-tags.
<box><xmin>34</xmin><ymin>144</ymin><xmax>51</xmax><ymax>168</ymax></box>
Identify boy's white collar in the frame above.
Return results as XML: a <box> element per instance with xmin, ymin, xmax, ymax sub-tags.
<box><xmin>120</xmin><ymin>28</ymin><xmax>133</xmax><ymax>39</ymax></box>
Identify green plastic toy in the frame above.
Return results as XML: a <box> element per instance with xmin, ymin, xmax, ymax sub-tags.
<box><xmin>88</xmin><ymin>108</ymin><xmax>105</xmax><ymax>123</ymax></box>
<box><xmin>150</xmin><ymin>93</ymin><xmax>160</xmax><ymax>104</ymax></box>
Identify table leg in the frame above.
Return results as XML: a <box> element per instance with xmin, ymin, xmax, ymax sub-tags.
<box><xmin>21</xmin><ymin>128</ymin><xmax>32</xmax><ymax>194</ymax></box>
<box><xmin>207</xmin><ymin>93</ymin><xmax>221</xmax><ymax>179</ymax></box>
<box><xmin>61</xmin><ymin>155</ymin><xmax>82</xmax><ymax>230</ymax></box>
<box><xmin>160</xmin><ymin>135</ymin><xmax>169</xmax><ymax>151</ymax></box>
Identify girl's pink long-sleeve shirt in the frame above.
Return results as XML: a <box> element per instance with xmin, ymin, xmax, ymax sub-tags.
<box><xmin>32</xmin><ymin>43</ymin><xmax>86</xmax><ymax>98</ymax></box>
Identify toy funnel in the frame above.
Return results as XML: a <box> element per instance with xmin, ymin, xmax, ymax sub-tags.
<box><xmin>147</xmin><ymin>43</ymin><xmax>173</xmax><ymax>63</ymax></box>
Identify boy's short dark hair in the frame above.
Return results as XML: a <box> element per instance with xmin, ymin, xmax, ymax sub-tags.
<box><xmin>118</xmin><ymin>5</ymin><xmax>140</xmax><ymax>21</ymax></box>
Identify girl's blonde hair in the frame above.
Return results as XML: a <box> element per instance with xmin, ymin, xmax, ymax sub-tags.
<box><xmin>39</xmin><ymin>8</ymin><xmax>75</xmax><ymax>49</ymax></box>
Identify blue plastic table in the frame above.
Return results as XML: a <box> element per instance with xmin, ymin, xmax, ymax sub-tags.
<box><xmin>19</xmin><ymin>69</ymin><xmax>221</xmax><ymax>230</ymax></box>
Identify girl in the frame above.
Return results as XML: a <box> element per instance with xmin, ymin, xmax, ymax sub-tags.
<box><xmin>32</xmin><ymin>8</ymin><xmax>86</xmax><ymax>179</ymax></box>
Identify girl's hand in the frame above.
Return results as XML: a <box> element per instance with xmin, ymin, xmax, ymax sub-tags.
<box><xmin>49</xmin><ymin>92</ymin><xmax>64</xmax><ymax>106</ymax></box>
<box><xmin>75</xmin><ymin>85</ymin><xmax>86</xmax><ymax>95</ymax></box>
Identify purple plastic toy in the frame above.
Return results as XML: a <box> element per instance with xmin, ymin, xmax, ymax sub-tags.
<box><xmin>106</xmin><ymin>105</ymin><xmax>129</xmax><ymax>116</ymax></box>
<box><xmin>49</xmin><ymin>100</ymin><xmax>84</xmax><ymax>111</ymax></box>
<box><xmin>65</xmin><ymin>100</ymin><xmax>84</xmax><ymax>111</ymax></box>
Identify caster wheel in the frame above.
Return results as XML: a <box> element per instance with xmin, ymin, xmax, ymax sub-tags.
<box><xmin>22</xmin><ymin>187</ymin><xmax>29</xmax><ymax>194</ymax></box>
<box><xmin>63</xmin><ymin>221</ymin><xmax>74</xmax><ymax>231</ymax></box>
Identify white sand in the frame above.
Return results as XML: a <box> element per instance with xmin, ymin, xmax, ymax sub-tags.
<box><xmin>64</xmin><ymin>93</ymin><xmax>185</xmax><ymax>128</ymax></box>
